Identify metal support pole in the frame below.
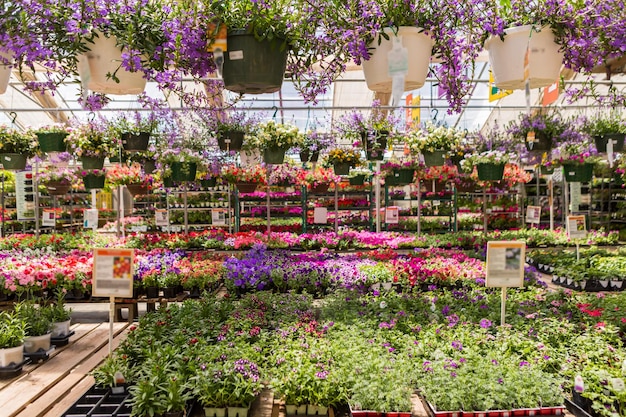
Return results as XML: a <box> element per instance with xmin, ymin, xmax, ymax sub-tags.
<box><xmin>34</xmin><ymin>160</ymin><xmax>40</xmax><ymax>237</ymax></box>
<box><xmin>483</xmin><ymin>185</ymin><xmax>488</xmax><ymax>234</ymax></box>
<box><xmin>183</xmin><ymin>183</ymin><xmax>188</xmax><ymax>235</ymax></box>
<box><xmin>417</xmin><ymin>180</ymin><xmax>421</xmax><ymax>237</ymax></box>
<box><xmin>375</xmin><ymin>161</ymin><xmax>381</xmax><ymax>233</ymax></box>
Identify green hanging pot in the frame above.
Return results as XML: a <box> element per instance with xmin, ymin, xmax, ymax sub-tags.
<box><xmin>422</xmin><ymin>150</ymin><xmax>446</xmax><ymax>167</ymax></box>
<box><xmin>0</xmin><ymin>153</ymin><xmax>27</xmax><ymax>170</ymax></box>
<box><xmin>562</xmin><ymin>163</ymin><xmax>593</xmax><ymax>182</ymax></box>
<box><xmin>200</xmin><ymin>178</ymin><xmax>217</xmax><ymax>188</ymax></box>
<box><xmin>170</xmin><ymin>161</ymin><xmax>197</xmax><ymax>182</ymax></box>
<box><xmin>594</xmin><ymin>133</ymin><xmax>625</xmax><ymax>153</ymax></box>
<box><xmin>37</xmin><ymin>132</ymin><xmax>68</xmax><ymax>153</ymax></box>
<box><xmin>81</xmin><ymin>156</ymin><xmax>105</xmax><ymax>170</ymax></box>
<box><xmin>83</xmin><ymin>174</ymin><xmax>106</xmax><ymax>190</ymax></box>
<box><xmin>333</xmin><ymin>162</ymin><xmax>351</xmax><ymax>176</ymax></box>
<box><xmin>476</xmin><ymin>162</ymin><xmax>505</xmax><ymax>181</ymax></box>
<box><xmin>390</xmin><ymin>168</ymin><xmax>415</xmax><ymax>185</ymax></box>
<box><xmin>217</xmin><ymin>130</ymin><xmax>245</xmax><ymax>152</ymax></box>
<box><xmin>223</xmin><ymin>30</ymin><xmax>288</xmax><ymax>94</ymax></box>
<box><xmin>163</xmin><ymin>176</ymin><xmax>175</xmax><ymax>188</ymax></box>
<box><xmin>263</xmin><ymin>147</ymin><xmax>287</xmax><ymax>164</ymax></box>
<box><xmin>349</xmin><ymin>174</ymin><xmax>366</xmax><ymax>186</ymax></box>
<box><xmin>142</xmin><ymin>160</ymin><xmax>156</xmax><ymax>174</ymax></box>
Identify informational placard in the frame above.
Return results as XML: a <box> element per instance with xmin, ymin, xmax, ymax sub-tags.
<box><xmin>92</xmin><ymin>248</ymin><xmax>134</xmax><ymax>298</ymax></box>
<box><xmin>567</xmin><ymin>215</ymin><xmax>587</xmax><ymax>239</ymax></box>
<box><xmin>486</xmin><ymin>241</ymin><xmax>526</xmax><ymax>288</ymax></box>
<box><xmin>313</xmin><ymin>207</ymin><xmax>328</xmax><ymax>224</ymax></box>
<box><xmin>385</xmin><ymin>206</ymin><xmax>399</xmax><ymax>224</ymax></box>
<box><xmin>525</xmin><ymin>205</ymin><xmax>541</xmax><ymax>224</ymax></box>
<box><xmin>42</xmin><ymin>210</ymin><xmax>56</xmax><ymax>227</ymax></box>
<box><xmin>83</xmin><ymin>208</ymin><xmax>99</xmax><ymax>229</ymax></box>
<box><xmin>155</xmin><ymin>209</ymin><xmax>169</xmax><ymax>227</ymax></box>
<box><xmin>211</xmin><ymin>208</ymin><xmax>227</xmax><ymax>226</ymax></box>
<box><xmin>15</xmin><ymin>171</ymin><xmax>35</xmax><ymax>221</ymax></box>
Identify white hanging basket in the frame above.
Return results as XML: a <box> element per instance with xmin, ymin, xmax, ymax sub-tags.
<box><xmin>0</xmin><ymin>51</ymin><xmax>13</xmax><ymax>94</ymax></box>
<box><xmin>484</xmin><ymin>25</ymin><xmax>564</xmax><ymax>90</ymax></box>
<box><xmin>77</xmin><ymin>32</ymin><xmax>147</xmax><ymax>95</ymax></box>
<box><xmin>361</xmin><ymin>26</ymin><xmax>434</xmax><ymax>93</ymax></box>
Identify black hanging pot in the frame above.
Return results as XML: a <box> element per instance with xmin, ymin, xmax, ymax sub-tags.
<box><xmin>37</xmin><ymin>132</ymin><xmax>68</xmax><ymax>153</ymax></box>
<box><xmin>525</xmin><ymin>131</ymin><xmax>553</xmax><ymax>152</ymax></box>
<box><xmin>121</xmin><ymin>132</ymin><xmax>150</xmax><ymax>152</ymax></box>
<box><xmin>222</xmin><ymin>30</ymin><xmax>288</xmax><ymax>94</ymax></box>
<box><xmin>217</xmin><ymin>130</ymin><xmax>245</xmax><ymax>151</ymax></box>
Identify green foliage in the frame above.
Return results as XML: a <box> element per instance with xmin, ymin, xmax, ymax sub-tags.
<box><xmin>0</xmin><ymin>310</ymin><xmax>26</xmax><ymax>348</ymax></box>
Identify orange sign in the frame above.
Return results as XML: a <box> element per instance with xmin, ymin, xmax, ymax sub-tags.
<box><xmin>542</xmin><ymin>81</ymin><xmax>559</xmax><ymax>106</ymax></box>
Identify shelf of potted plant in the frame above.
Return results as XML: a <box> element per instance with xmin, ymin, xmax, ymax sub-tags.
<box><xmin>0</xmin><ymin>126</ymin><xmax>37</xmax><ymax>171</ymax></box>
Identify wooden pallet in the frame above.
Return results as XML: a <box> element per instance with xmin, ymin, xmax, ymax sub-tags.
<box><xmin>0</xmin><ymin>322</ymin><xmax>129</xmax><ymax>417</ymax></box>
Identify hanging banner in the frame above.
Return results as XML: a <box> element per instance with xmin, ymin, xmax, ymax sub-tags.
<box><xmin>486</xmin><ymin>241</ymin><xmax>526</xmax><ymax>288</ymax></box>
<box><xmin>567</xmin><ymin>215</ymin><xmax>587</xmax><ymax>240</ymax></box>
<box><xmin>488</xmin><ymin>71</ymin><xmax>512</xmax><ymax>102</ymax></box>
<box><xmin>92</xmin><ymin>248</ymin><xmax>134</xmax><ymax>298</ymax></box>
<box><xmin>542</xmin><ymin>81</ymin><xmax>559</xmax><ymax>106</ymax></box>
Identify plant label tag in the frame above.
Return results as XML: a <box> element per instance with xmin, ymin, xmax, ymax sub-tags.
<box><xmin>42</xmin><ymin>210</ymin><xmax>55</xmax><ymax>227</ymax></box>
<box><xmin>388</xmin><ymin>36</ymin><xmax>408</xmax><ymax>76</ymax></box>
<box><xmin>229</xmin><ymin>50</ymin><xmax>244</xmax><ymax>60</ymax></box>
<box><xmin>155</xmin><ymin>209</ymin><xmax>169</xmax><ymax>227</ymax></box>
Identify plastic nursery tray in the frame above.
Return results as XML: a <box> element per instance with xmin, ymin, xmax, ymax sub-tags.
<box><xmin>63</xmin><ymin>386</ymin><xmax>131</xmax><ymax>417</ymax></box>
<box><xmin>0</xmin><ymin>359</ymin><xmax>30</xmax><ymax>379</ymax></box>
<box><xmin>24</xmin><ymin>346</ymin><xmax>55</xmax><ymax>364</ymax></box>
<box><xmin>51</xmin><ymin>330</ymin><xmax>76</xmax><ymax>347</ymax></box>
<box><xmin>565</xmin><ymin>398</ymin><xmax>593</xmax><ymax>417</ymax></box>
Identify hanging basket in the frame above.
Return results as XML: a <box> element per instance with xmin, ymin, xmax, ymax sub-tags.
<box><xmin>476</xmin><ymin>163</ymin><xmax>505</xmax><ymax>181</ymax></box>
<box><xmin>170</xmin><ymin>161</ymin><xmax>197</xmax><ymax>182</ymax></box>
<box><xmin>562</xmin><ymin>163</ymin><xmax>594</xmax><ymax>182</ymax></box>
<box><xmin>422</xmin><ymin>150</ymin><xmax>446</xmax><ymax>167</ymax></box>
<box><xmin>263</xmin><ymin>147</ymin><xmax>287</xmax><ymax>164</ymax></box>
<box><xmin>121</xmin><ymin>132</ymin><xmax>150</xmax><ymax>152</ymax></box>
<box><xmin>390</xmin><ymin>168</ymin><xmax>415</xmax><ymax>185</ymax></box>
<box><xmin>362</xmin><ymin>26</ymin><xmax>434</xmax><ymax>93</ymax></box>
<box><xmin>309</xmin><ymin>183</ymin><xmax>330</xmax><ymax>194</ymax></box>
<box><xmin>200</xmin><ymin>178</ymin><xmax>217</xmax><ymax>188</ymax></box>
<box><xmin>484</xmin><ymin>25</ymin><xmax>564</xmax><ymax>90</ymax></box>
<box><xmin>0</xmin><ymin>52</ymin><xmax>12</xmax><ymax>95</ymax></box>
<box><xmin>0</xmin><ymin>153</ymin><xmax>27</xmax><ymax>170</ymax></box>
<box><xmin>109</xmin><ymin>153</ymin><xmax>128</xmax><ymax>164</ymax></box>
<box><xmin>83</xmin><ymin>174</ymin><xmax>106</xmax><ymax>190</ymax></box>
<box><xmin>222</xmin><ymin>30</ymin><xmax>288</xmax><ymax>94</ymax></box>
<box><xmin>349</xmin><ymin>175</ymin><xmax>366</xmax><ymax>186</ymax></box>
<box><xmin>526</xmin><ymin>132</ymin><xmax>553</xmax><ymax>152</ymax></box>
<box><xmin>594</xmin><ymin>133</ymin><xmax>625</xmax><ymax>153</ymax></box>
<box><xmin>45</xmin><ymin>181</ymin><xmax>71</xmax><ymax>196</ymax></box>
<box><xmin>163</xmin><ymin>176</ymin><xmax>175</xmax><ymax>188</ymax></box>
<box><xmin>366</xmin><ymin>149</ymin><xmax>385</xmax><ymax>161</ymax></box>
<box><xmin>333</xmin><ymin>162</ymin><xmax>352</xmax><ymax>176</ymax></box>
<box><xmin>77</xmin><ymin>31</ymin><xmax>147</xmax><ymax>95</ymax></box>
<box><xmin>218</xmin><ymin>130</ymin><xmax>245</xmax><ymax>152</ymax></box>
<box><xmin>142</xmin><ymin>160</ymin><xmax>156</xmax><ymax>174</ymax></box>
<box><xmin>37</xmin><ymin>132</ymin><xmax>68</xmax><ymax>153</ymax></box>
<box><xmin>235</xmin><ymin>182</ymin><xmax>258</xmax><ymax>194</ymax></box>
<box><xmin>126</xmin><ymin>183</ymin><xmax>149</xmax><ymax>196</ymax></box>
<box><xmin>299</xmin><ymin>150</ymin><xmax>320</xmax><ymax>163</ymax></box>
<box><xmin>81</xmin><ymin>156</ymin><xmax>105</xmax><ymax>170</ymax></box>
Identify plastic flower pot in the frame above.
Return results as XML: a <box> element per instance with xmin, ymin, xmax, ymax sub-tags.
<box><xmin>227</xmin><ymin>406</ymin><xmax>249</xmax><ymax>417</ymax></box>
<box><xmin>201</xmin><ymin>178</ymin><xmax>218</xmax><ymax>188</ymax></box>
<box><xmin>0</xmin><ymin>153</ymin><xmax>27</xmax><ymax>170</ymax></box>
<box><xmin>37</xmin><ymin>132</ymin><xmax>68</xmax><ymax>153</ymax></box>
<box><xmin>126</xmin><ymin>183</ymin><xmax>149</xmax><ymax>196</ymax></box>
<box><xmin>594</xmin><ymin>133</ymin><xmax>625</xmax><ymax>153</ymax></box>
<box><xmin>23</xmin><ymin>333</ymin><xmax>51</xmax><ymax>354</ymax></box>
<box><xmin>525</xmin><ymin>132</ymin><xmax>553</xmax><ymax>152</ymax></box>
<box><xmin>422</xmin><ymin>150</ymin><xmax>446</xmax><ymax>167</ymax></box>
<box><xmin>476</xmin><ymin>163</ymin><xmax>505</xmax><ymax>181</ymax></box>
<box><xmin>121</xmin><ymin>132</ymin><xmax>150</xmax><ymax>152</ymax></box>
<box><xmin>45</xmin><ymin>181</ymin><xmax>71</xmax><ymax>196</ymax></box>
<box><xmin>333</xmin><ymin>163</ymin><xmax>351</xmax><ymax>176</ymax></box>
<box><xmin>0</xmin><ymin>345</ymin><xmax>24</xmax><ymax>368</ymax></box>
<box><xmin>223</xmin><ymin>30</ymin><xmax>288</xmax><ymax>94</ymax></box>
<box><xmin>309</xmin><ymin>183</ymin><xmax>330</xmax><ymax>194</ymax></box>
<box><xmin>391</xmin><ymin>168</ymin><xmax>415</xmax><ymax>185</ymax></box>
<box><xmin>300</xmin><ymin>150</ymin><xmax>320</xmax><ymax>163</ymax></box>
<box><xmin>349</xmin><ymin>175</ymin><xmax>366</xmax><ymax>185</ymax></box>
<box><xmin>562</xmin><ymin>163</ymin><xmax>593</xmax><ymax>182</ymax></box>
<box><xmin>263</xmin><ymin>147</ymin><xmax>287</xmax><ymax>164</ymax></box>
<box><xmin>218</xmin><ymin>130</ymin><xmax>245</xmax><ymax>151</ymax></box>
<box><xmin>51</xmin><ymin>319</ymin><xmax>71</xmax><ymax>338</ymax></box>
<box><xmin>170</xmin><ymin>161</ymin><xmax>197</xmax><ymax>182</ymax></box>
<box><xmin>484</xmin><ymin>25</ymin><xmax>563</xmax><ymax>90</ymax></box>
<box><xmin>81</xmin><ymin>156</ymin><xmax>105</xmax><ymax>170</ymax></box>
<box><xmin>205</xmin><ymin>407</ymin><xmax>227</xmax><ymax>417</ymax></box>
<box><xmin>83</xmin><ymin>173</ymin><xmax>106</xmax><ymax>190</ymax></box>
<box><xmin>142</xmin><ymin>160</ymin><xmax>156</xmax><ymax>174</ymax></box>
<box><xmin>236</xmin><ymin>182</ymin><xmax>259</xmax><ymax>194</ymax></box>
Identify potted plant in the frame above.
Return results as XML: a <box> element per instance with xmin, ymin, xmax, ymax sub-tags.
<box><xmin>212</xmin><ymin>111</ymin><xmax>259</xmax><ymax>152</ymax></box>
<box><xmin>33</xmin><ymin>124</ymin><xmax>70</xmax><ymax>154</ymax></box>
<box><xmin>0</xmin><ymin>310</ymin><xmax>26</xmax><ymax>369</ymax></box>
<box><xmin>0</xmin><ymin>125</ymin><xmax>37</xmax><ymax>170</ymax></box>
<box><xmin>221</xmin><ymin>164</ymin><xmax>267</xmax><ymax>193</ymax></box>
<box><xmin>37</xmin><ymin>167</ymin><xmax>79</xmax><ymax>196</ymax></box>
<box><xmin>507</xmin><ymin>110</ymin><xmax>570</xmax><ymax>153</ymax></box>
<box><xmin>298</xmin><ymin>167</ymin><xmax>340</xmax><ymax>194</ymax></box>
<box><xmin>298</xmin><ymin>130</ymin><xmax>335</xmax><ymax>163</ymax></box>
<box><xmin>269</xmin><ymin>164</ymin><xmax>301</xmax><ymax>187</ymax></box>
<box><xmin>324</xmin><ymin>148</ymin><xmax>362</xmax><ymax>176</ymax></box>
<box><xmin>14</xmin><ymin>300</ymin><xmax>52</xmax><ymax>354</ymax></box>
<box><xmin>547</xmin><ymin>141</ymin><xmax>601</xmax><ymax>182</ymax></box>
<box><xmin>109</xmin><ymin>112</ymin><xmax>158</xmax><ymax>152</ymax></box>
<box><xmin>129</xmin><ymin>370</ymin><xmax>192</xmax><ymax>417</ymax></box>
<box><xmin>583</xmin><ymin>113</ymin><xmax>626</xmax><ymax>153</ymax></box>
<box><xmin>106</xmin><ymin>163</ymin><xmax>151</xmax><ymax>196</ymax></box>
<box><xmin>44</xmin><ymin>289</ymin><xmax>72</xmax><ymax>339</ymax></box>
<box><xmin>461</xmin><ymin>150</ymin><xmax>514</xmax><ymax>182</ymax></box>
<box><xmin>92</xmin><ymin>354</ymin><xmax>131</xmax><ymax>393</ymax></box>
<box><xmin>66</xmin><ymin>121</ymin><xmax>115</xmax><ymax>169</ymax></box>
<box><xmin>76</xmin><ymin>168</ymin><xmax>107</xmax><ymax>190</ymax></box>
<box><xmin>406</xmin><ymin>122</ymin><xmax>466</xmax><ymax>166</ymax></box>
<box><xmin>381</xmin><ymin>160</ymin><xmax>419</xmax><ymax>186</ymax></box>
<box><xmin>244</xmin><ymin>120</ymin><xmax>303</xmax><ymax>165</ymax></box>
<box><xmin>348</xmin><ymin>167</ymin><xmax>372</xmax><ymax>186</ymax></box>
<box><xmin>160</xmin><ymin>148</ymin><xmax>203</xmax><ymax>183</ymax></box>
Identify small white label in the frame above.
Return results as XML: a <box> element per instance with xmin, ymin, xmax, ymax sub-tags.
<box><xmin>229</xmin><ymin>50</ymin><xmax>244</xmax><ymax>60</ymax></box>
<box><xmin>3</xmin><ymin>156</ymin><xmax>11</xmax><ymax>161</ymax></box>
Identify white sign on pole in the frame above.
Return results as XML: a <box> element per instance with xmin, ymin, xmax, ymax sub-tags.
<box><xmin>485</xmin><ymin>241</ymin><xmax>526</xmax><ymax>288</ymax></box>
<box><xmin>313</xmin><ymin>207</ymin><xmax>328</xmax><ymax>224</ymax></box>
<box><xmin>567</xmin><ymin>215</ymin><xmax>587</xmax><ymax>240</ymax></box>
<box><xmin>15</xmin><ymin>171</ymin><xmax>35</xmax><ymax>221</ymax></box>
<box><xmin>92</xmin><ymin>248</ymin><xmax>134</xmax><ymax>298</ymax></box>
<box><xmin>42</xmin><ymin>210</ymin><xmax>56</xmax><ymax>227</ymax></box>
<box><xmin>155</xmin><ymin>209</ymin><xmax>169</xmax><ymax>227</ymax></box>
<box><xmin>385</xmin><ymin>206</ymin><xmax>399</xmax><ymax>224</ymax></box>
<box><xmin>211</xmin><ymin>209</ymin><xmax>227</xmax><ymax>226</ymax></box>
<box><xmin>570</xmin><ymin>182</ymin><xmax>581</xmax><ymax>212</ymax></box>
<box><xmin>525</xmin><ymin>205</ymin><xmax>541</xmax><ymax>224</ymax></box>
<box><xmin>83</xmin><ymin>208</ymin><xmax>99</xmax><ymax>229</ymax></box>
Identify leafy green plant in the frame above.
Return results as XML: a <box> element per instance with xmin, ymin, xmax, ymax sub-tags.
<box><xmin>14</xmin><ymin>301</ymin><xmax>52</xmax><ymax>337</ymax></box>
<box><xmin>0</xmin><ymin>310</ymin><xmax>26</xmax><ymax>349</ymax></box>
<box><xmin>43</xmin><ymin>289</ymin><xmax>72</xmax><ymax>322</ymax></box>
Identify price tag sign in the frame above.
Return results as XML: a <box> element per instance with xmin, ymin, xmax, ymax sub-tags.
<box><xmin>385</xmin><ymin>206</ymin><xmax>399</xmax><ymax>224</ymax></box>
<box><xmin>525</xmin><ymin>205</ymin><xmax>541</xmax><ymax>224</ymax></box>
<box><xmin>211</xmin><ymin>209</ymin><xmax>227</xmax><ymax>226</ymax></box>
<box><xmin>313</xmin><ymin>207</ymin><xmax>328</xmax><ymax>224</ymax></box>
<box><xmin>567</xmin><ymin>215</ymin><xmax>587</xmax><ymax>240</ymax></box>
<box><xmin>155</xmin><ymin>209</ymin><xmax>169</xmax><ymax>227</ymax></box>
<box><xmin>83</xmin><ymin>209</ymin><xmax>99</xmax><ymax>229</ymax></box>
<box><xmin>42</xmin><ymin>210</ymin><xmax>56</xmax><ymax>227</ymax></box>
<box><xmin>92</xmin><ymin>248</ymin><xmax>134</xmax><ymax>298</ymax></box>
<box><xmin>486</xmin><ymin>241</ymin><xmax>526</xmax><ymax>288</ymax></box>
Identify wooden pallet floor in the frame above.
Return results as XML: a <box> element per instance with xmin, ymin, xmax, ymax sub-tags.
<box><xmin>0</xmin><ymin>322</ymin><xmax>129</xmax><ymax>417</ymax></box>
